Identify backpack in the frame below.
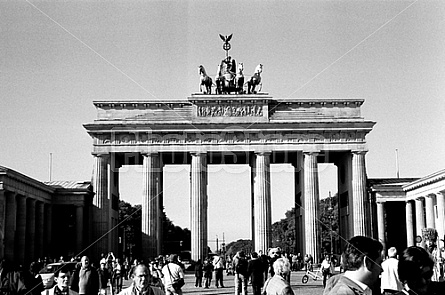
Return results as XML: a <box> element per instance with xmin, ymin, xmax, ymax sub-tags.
<box><xmin>235</xmin><ymin>258</ymin><xmax>248</xmax><ymax>274</ymax></box>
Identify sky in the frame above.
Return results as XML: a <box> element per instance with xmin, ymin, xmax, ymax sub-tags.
<box><xmin>1</xmin><ymin>0</ymin><xmax>445</xmax><ymax>251</ymax></box>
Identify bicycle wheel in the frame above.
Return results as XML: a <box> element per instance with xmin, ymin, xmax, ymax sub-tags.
<box><xmin>302</xmin><ymin>275</ymin><xmax>309</xmax><ymax>284</ymax></box>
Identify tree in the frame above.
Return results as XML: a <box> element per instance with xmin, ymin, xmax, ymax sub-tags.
<box><xmin>224</xmin><ymin>239</ymin><xmax>253</xmax><ymax>257</ymax></box>
<box><xmin>118</xmin><ymin>201</ymin><xmax>191</xmax><ymax>259</ymax></box>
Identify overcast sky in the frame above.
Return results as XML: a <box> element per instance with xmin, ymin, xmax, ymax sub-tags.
<box><xmin>2</xmin><ymin>0</ymin><xmax>445</xmax><ymax>250</ymax></box>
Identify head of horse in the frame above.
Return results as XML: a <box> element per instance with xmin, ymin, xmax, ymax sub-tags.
<box><xmin>254</xmin><ymin>64</ymin><xmax>263</xmax><ymax>75</ymax></box>
<box><xmin>199</xmin><ymin>65</ymin><xmax>207</xmax><ymax>77</ymax></box>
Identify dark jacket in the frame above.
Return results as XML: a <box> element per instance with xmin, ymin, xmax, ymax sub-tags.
<box><xmin>247</xmin><ymin>258</ymin><xmax>264</xmax><ymax>287</ymax></box>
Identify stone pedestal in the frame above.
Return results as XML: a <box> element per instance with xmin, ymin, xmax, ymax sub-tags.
<box><xmin>190</xmin><ymin>153</ymin><xmax>208</xmax><ymax>261</ymax></box>
<box><xmin>253</xmin><ymin>152</ymin><xmax>272</xmax><ymax>253</ymax></box>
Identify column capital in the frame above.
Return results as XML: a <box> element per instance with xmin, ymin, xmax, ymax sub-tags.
<box><xmin>415</xmin><ymin>196</ymin><xmax>425</xmax><ymax>201</ymax></box>
<box><xmin>303</xmin><ymin>150</ymin><xmax>320</xmax><ymax>156</ymax></box>
<box><xmin>141</xmin><ymin>152</ymin><xmax>159</xmax><ymax>157</ymax></box>
<box><xmin>190</xmin><ymin>151</ymin><xmax>207</xmax><ymax>156</ymax></box>
<box><xmin>351</xmin><ymin>150</ymin><xmax>368</xmax><ymax>155</ymax></box>
<box><xmin>92</xmin><ymin>152</ymin><xmax>110</xmax><ymax>158</ymax></box>
<box><xmin>254</xmin><ymin>151</ymin><xmax>271</xmax><ymax>156</ymax></box>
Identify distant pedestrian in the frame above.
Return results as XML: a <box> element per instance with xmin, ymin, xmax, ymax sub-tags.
<box><xmin>233</xmin><ymin>251</ymin><xmax>248</xmax><ymax>295</ymax></box>
<box><xmin>320</xmin><ymin>254</ymin><xmax>334</xmax><ymax>288</ymax></box>
<box><xmin>247</xmin><ymin>252</ymin><xmax>264</xmax><ymax>295</ymax></box>
<box><xmin>213</xmin><ymin>255</ymin><xmax>225</xmax><ymax>288</ymax></box>
<box><xmin>380</xmin><ymin>247</ymin><xmax>402</xmax><ymax>294</ymax></box>
<box><xmin>203</xmin><ymin>259</ymin><xmax>213</xmax><ymax>288</ymax></box>
<box><xmin>194</xmin><ymin>259</ymin><xmax>203</xmax><ymax>287</ymax></box>
<box><xmin>98</xmin><ymin>262</ymin><xmax>111</xmax><ymax>295</ymax></box>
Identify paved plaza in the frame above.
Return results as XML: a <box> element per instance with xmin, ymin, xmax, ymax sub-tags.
<box><xmin>122</xmin><ymin>270</ymin><xmax>326</xmax><ymax>295</ymax></box>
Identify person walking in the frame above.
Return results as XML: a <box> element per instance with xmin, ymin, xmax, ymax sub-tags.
<box><xmin>161</xmin><ymin>254</ymin><xmax>185</xmax><ymax>295</ymax></box>
<box><xmin>71</xmin><ymin>256</ymin><xmax>100</xmax><ymax>295</ymax></box>
<box><xmin>380</xmin><ymin>247</ymin><xmax>402</xmax><ymax>295</ymax></box>
<box><xmin>320</xmin><ymin>254</ymin><xmax>334</xmax><ymax>288</ymax></box>
<box><xmin>247</xmin><ymin>252</ymin><xmax>264</xmax><ymax>295</ymax></box>
<box><xmin>213</xmin><ymin>255</ymin><xmax>225</xmax><ymax>288</ymax></box>
<box><xmin>263</xmin><ymin>258</ymin><xmax>294</xmax><ymax>295</ymax></box>
<box><xmin>233</xmin><ymin>251</ymin><xmax>248</xmax><ymax>295</ymax></box>
<box><xmin>97</xmin><ymin>262</ymin><xmax>111</xmax><ymax>295</ymax></box>
<box><xmin>118</xmin><ymin>264</ymin><xmax>164</xmax><ymax>295</ymax></box>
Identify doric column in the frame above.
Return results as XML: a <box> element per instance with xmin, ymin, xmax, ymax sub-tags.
<box><xmin>35</xmin><ymin>202</ymin><xmax>44</xmax><ymax>259</ymax></box>
<box><xmin>351</xmin><ymin>151</ymin><xmax>368</xmax><ymax>236</ymax></box>
<box><xmin>415</xmin><ymin>197</ymin><xmax>426</xmax><ymax>247</ymax></box>
<box><xmin>76</xmin><ymin>206</ymin><xmax>84</xmax><ymax>255</ymax></box>
<box><xmin>0</xmin><ymin>190</ymin><xmax>5</xmax><ymax>259</ymax></box>
<box><xmin>142</xmin><ymin>152</ymin><xmax>162</xmax><ymax>259</ymax></box>
<box><xmin>25</xmin><ymin>199</ymin><xmax>36</xmax><ymax>263</ymax></box>
<box><xmin>405</xmin><ymin>200</ymin><xmax>415</xmax><ymax>246</ymax></box>
<box><xmin>303</xmin><ymin>152</ymin><xmax>320</xmax><ymax>263</ymax></box>
<box><xmin>190</xmin><ymin>152</ymin><xmax>208</xmax><ymax>261</ymax></box>
<box><xmin>16</xmin><ymin>195</ymin><xmax>27</xmax><ymax>265</ymax></box>
<box><xmin>436</xmin><ymin>192</ymin><xmax>445</xmax><ymax>243</ymax></box>
<box><xmin>44</xmin><ymin>204</ymin><xmax>52</xmax><ymax>257</ymax></box>
<box><xmin>253</xmin><ymin>152</ymin><xmax>272</xmax><ymax>254</ymax></box>
<box><xmin>425</xmin><ymin>195</ymin><xmax>435</xmax><ymax>228</ymax></box>
<box><xmin>4</xmin><ymin>192</ymin><xmax>16</xmax><ymax>261</ymax></box>
<box><xmin>376</xmin><ymin>202</ymin><xmax>386</xmax><ymax>252</ymax></box>
<box><xmin>92</xmin><ymin>153</ymin><xmax>109</xmax><ymax>257</ymax></box>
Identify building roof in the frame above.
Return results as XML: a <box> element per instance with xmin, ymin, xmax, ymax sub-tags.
<box><xmin>44</xmin><ymin>180</ymin><xmax>91</xmax><ymax>190</ymax></box>
<box><xmin>368</xmin><ymin>178</ymin><xmax>419</xmax><ymax>186</ymax></box>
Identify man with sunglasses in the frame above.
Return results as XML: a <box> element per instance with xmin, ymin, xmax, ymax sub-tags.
<box><xmin>323</xmin><ymin>236</ymin><xmax>383</xmax><ymax>295</ymax></box>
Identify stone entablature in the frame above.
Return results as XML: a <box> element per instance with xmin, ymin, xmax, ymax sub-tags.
<box><xmin>85</xmin><ymin>96</ymin><xmax>374</xmax><ymax>154</ymax></box>
<box><xmin>403</xmin><ymin>169</ymin><xmax>445</xmax><ymax>200</ymax></box>
<box><xmin>0</xmin><ymin>166</ymin><xmax>54</xmax><ymax>202</ymax></box>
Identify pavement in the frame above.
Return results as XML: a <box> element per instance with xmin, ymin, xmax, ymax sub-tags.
<box><xmin>122</xmin><ymin>270</ymin><xmax>326</xmax><ymax>295</ymax></box>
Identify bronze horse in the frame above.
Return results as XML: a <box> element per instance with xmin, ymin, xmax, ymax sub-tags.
<box><xmin>247</xmin><ymin>64</ymin><xmax>263</xmax><ymax>94</ymax></box>
<box><xmin>199</xmin><ymin>65</ymin><xmax>213</xmax><ymax>94</ymax></box>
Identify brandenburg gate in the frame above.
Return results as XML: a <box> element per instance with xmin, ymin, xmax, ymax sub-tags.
<box><xmin>84</xmin><ymin>94</ymin><xmax>375</xmax><ymax>262</ymax></box>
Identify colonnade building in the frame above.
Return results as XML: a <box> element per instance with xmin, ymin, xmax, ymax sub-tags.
<box><xmin>0</xmin><ymin>167</ymin><xmax>93</xmax><ymax>265</ymax></box>
<box><xmin>369</xmin><ymin>169</ymin><xmax>445</xmax><ymax>253</ymax></box>
<box><xmin>84</xmin><ymin>94</ymin><xmax>376</xmax><ymax>263</ymax></box>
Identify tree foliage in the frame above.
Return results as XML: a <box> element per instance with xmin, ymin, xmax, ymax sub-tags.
<box><xmin>271</xmin><ymin>194</ymin><xmax>339</xmax><ymax>254</ymax></box>
<box><xmin>118</xmin><ymin>200</ymin><xmax>191</xmax><ymax>258</ymax></box>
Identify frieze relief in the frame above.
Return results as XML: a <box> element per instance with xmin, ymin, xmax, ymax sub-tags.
<box><xmin>95</xmin><ymin>131</ymin><xmax>365</xmax><ymax>145</ymax></box>
<box><xmin>197</xmin><ymin>105</ymin><xmax>263</xmax><ymax>117</ymax></box>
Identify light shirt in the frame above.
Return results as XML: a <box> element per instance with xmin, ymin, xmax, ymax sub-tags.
<box><xmin>344</xmin><ymin>271</ymin><xmax>372</xmax><ymax>295</ymax></box>
<box><xmin>380</xmin><ymin>257</ymin><xmax>402</xmax><ymax>292</ymax></box>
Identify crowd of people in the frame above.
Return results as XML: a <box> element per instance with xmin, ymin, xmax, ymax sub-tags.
<box><xmin>1</xmin><ymin>235</ymin><xmax>445</xmax><ymax>295</ymax></box>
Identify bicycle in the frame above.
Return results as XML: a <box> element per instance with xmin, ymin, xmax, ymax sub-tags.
<box><xmin>301</xmin><ymin>268</ymin><xmax>323</xmax><ymax>283</ymax></box>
